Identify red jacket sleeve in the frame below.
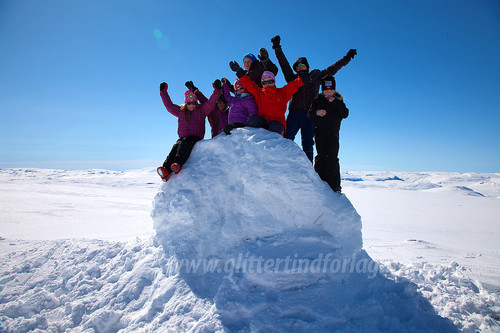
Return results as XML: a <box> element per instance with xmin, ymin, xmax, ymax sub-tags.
<box><xmin>240</xmin><ymin>74</ymin><xmax>261</xmax><ymax>100</ymax></box>
<box><xmin>282</xmin><ymin>77</ymin><xmax>304</xmax><ymax>101</ymax></box>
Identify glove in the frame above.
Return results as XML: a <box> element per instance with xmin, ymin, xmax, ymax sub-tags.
<box><xmin>347</xmin><ymin>49</ymin><xmax>357</xmax><ymax>60</ymax></box>
<box><xmin>230</xmin><ymin>61</ymin><xmax>246</xmax><ymax>78</ymax></box>
<box><xmin>229</xmin><ymin>61</ymin><xmax>241</xmax><ymax>72</ymax></box>
<box><xmin>222</xmin><ymin>77</ymin><xmax>232</xmax><ymax>87</ymax></box>
<box><xmin>258</xmin><ymin>48</ymin><xmax>269</xmax><ymax>63</ymax></box>
<box><xmin>159</xmin><ymin>82</ymin><xmax>168</xmax><ymax>91</ymax></box>
<box><xmin>213</xmin><ymin>79</ymin><xmax>222</xmax><ymax>90</ymax></box>
<box><xmin>185</xmin><ymin>80</ymin><xmax>198</xmax><ymax>92</ymax></box>
<box><xmin>223</xmin><ymin>124</ymin><xmax>234</xmax><ymax>135</ymax></box>
<box><xmin>271</xmin><ymin>35</ymin><xmax>281</xmax><ymax>49</ymax></box>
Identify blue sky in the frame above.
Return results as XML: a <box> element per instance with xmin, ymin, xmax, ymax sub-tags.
<box><xmin>0</xmin><ymin>0</ymin><xmax>499</xmax><ymax>172</ymax></box>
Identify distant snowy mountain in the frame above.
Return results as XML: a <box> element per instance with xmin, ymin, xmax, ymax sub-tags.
<box><xmin>0</xmin><ymin>128</ymin><xmax>498</xmax><ymax>332</ymax></box>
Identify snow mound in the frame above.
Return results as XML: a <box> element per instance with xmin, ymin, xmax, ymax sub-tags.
<box><xmin>151</xmin><ymin>128</ymin><xmax>458</xmax><ymax>332</ymax></box>
<box><xmin>152</xmin><ymin>128</ymin><xmax>362</xmax><ymax>259</ymax></box>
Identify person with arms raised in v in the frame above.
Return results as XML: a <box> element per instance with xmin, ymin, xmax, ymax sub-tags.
<box><xmin>271</xmin><ymin>35</ymin><xmax>356</xmax><ymax>162</ymax></box>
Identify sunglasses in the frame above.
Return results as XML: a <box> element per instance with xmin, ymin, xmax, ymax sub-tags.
<box><xmin>186</xmin><ymin>102</ymin><xmax>197</xmax><ymax>106</ymax></box>
<box><xmin>296</xmin><ymin>63</ymin><xmax>306</xmax><ymax>67</ymax></box>
<box><xmin>236</xmin><ymin>87</ymin><xmax>246</xmax><ymax>92</ymax></box>
<box><xmin>262</xmin><ymin>80</ymin><xmax>275</xmax><ymax>85</ymax></box>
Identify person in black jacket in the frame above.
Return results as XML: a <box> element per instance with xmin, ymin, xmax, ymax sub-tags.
<box><xmin>242</xmin><ymin>49</ymin><xmax>279</xmax><ymax>88</ymax></box>
<box><xmin>308</xmin><ymin>75</ymin><xmax>349</xmax><ymax>193</ymax></box>
<box><xmin>271</xmin><ymin>35</ymin><xmax>356</xmax><ymax>162</ymax></box>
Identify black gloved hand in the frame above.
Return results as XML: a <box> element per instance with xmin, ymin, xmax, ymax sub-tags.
<box><xmin>223</xmin><ymin>124</ymin><xmax>234</xmax><ymax>135</ymax></box>
<box><xmin>258</xmin><ymin>48</ymin><xmax>269</xmax><ymax>63</ymax></box>
<box><xmin>229</xmin><ymin>61</ymin><xmax>246</xmax><ymax>78</ymax></box>
<box><xmin>347</xmin><ymin>49</ymin><xmax>357</xmax><ymax>60</ymax></box>
<box><xmin>185</xmin><ymin>81</ymin><xmax>198</xmax><ymax>92</ymax></box>
<box><xmin>160</xmin><ymin>82</ymin><xmax>168</xmax><ymax>91</ymax></box>
<box><xmin>213</xmin><ymin>79</ymin><xmax>222</xmax><ymax>90</ymax></box>
<box><xmin>271</xmin><ymin>35</ymin><xmax>281</xmax><ymax>49</ymax></box>
<box><xmin>229</xmin><ymin>61</ymin><xmax>241</xmax><ymax>72</ymax></box>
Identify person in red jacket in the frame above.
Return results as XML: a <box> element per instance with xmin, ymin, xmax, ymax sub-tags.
<box><xmin>229</xmin><ymin>61</ymin><xmax>303</xmax><ymax>135</ymax></box>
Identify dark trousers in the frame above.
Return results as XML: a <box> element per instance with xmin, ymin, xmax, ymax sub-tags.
<box><xmin>248</xmin><ymin>114</ymin><xmax>284</xmax><ymax>135</ymax></box>
<box><xmin>284</xmin><ymin>110</ymin><xmax>315</xmax><ymax>162</ymax></box>
<box><xmin>162</xmin><ymin>136</ymin><xmax>201</xmax><ymax>172</ymax></box>
<box><xmin>314</xmin><ymin>130</ymin><xmax>341</xmax><ymax>191</ymax></box>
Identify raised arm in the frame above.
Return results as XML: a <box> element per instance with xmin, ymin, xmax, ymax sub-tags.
<box><xmin>229</xmin><ymin>60</ymin><xmax>261</xmax><ymax>99</ymax></box>
<box><xmin>186</xmin><ymin>81</ymin><xmax>208</xmax><ymax>104</ymax></box>
<box><xmin>159</xmin><ymin>82</ymin><xmax>181</xmax><ymax>117</ymax></box>
<box><xmin>317</xmin><ymin>49</ymin><xmax>357</xmax><ymax>79</ymax></box>
<box><xmin>200</xmin><ymin>80</ymin><xmax>222</xmax><ymax>117</ymax></box>
<box><xmin>258</xmin><ymin>47</ymin><xmax>279</xmax><ymax>76</ymax></box>
<box><xmin>222</xmin><ymin>81</ymin><xmax>234</xmax><ymax>105</ymax></box>
<box><xmin>282</xmin><ymin>77</ymin><xmax>305</xmax><ymax>101</ymax></box>
<box><xmin>271</xmin><ymin>35</ymin><xmax>296</xmax><ymax>83</ymax></box>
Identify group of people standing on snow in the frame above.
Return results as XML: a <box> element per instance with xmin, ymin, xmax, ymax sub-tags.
<box><xmin>157</xmin><ymin>35</ymin><xmax>357</xmax><ymax>193</ymax></box>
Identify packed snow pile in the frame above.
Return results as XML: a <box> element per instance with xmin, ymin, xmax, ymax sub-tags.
<box><xmin>150</xmin><ymin>128</ymin><xmax>457</xmax><ymax>332</ymax></box>
<box><xmin>152</xmin><ymin>128</ymin><xmax>362</xmax><ymax>259</ymax></box>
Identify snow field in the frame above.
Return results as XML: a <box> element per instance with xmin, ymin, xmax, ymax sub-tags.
<box><xmin>0</xmin><ymin>128</ymin><xmax>498</xmax><ymax>332</ymax></box>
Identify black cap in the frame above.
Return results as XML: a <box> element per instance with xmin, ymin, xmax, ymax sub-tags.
<box><xmin>321</xmin><ymin>75</ymin><xmax>336</xmax><ymax>91</ymax></box>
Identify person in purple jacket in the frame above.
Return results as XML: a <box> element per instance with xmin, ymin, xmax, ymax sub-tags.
<box><xmin>185</xmin><ymin>80</ymin><xmax>229</xmax><ymax>138</ymax></box>
<box><xmin>156</xmin><ymin>80</ymin><xmax>222</xmax><ymax>182</ymax></box>
<box><xmin>221</xmin><ymin>78</ymin><xmax>258</xmax><ymax>134</ymax></box>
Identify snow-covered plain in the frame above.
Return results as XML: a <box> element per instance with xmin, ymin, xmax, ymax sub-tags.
<box><xmin>0</xmin><ymin>128</ymin><xmax>498</xmax><ymax>332</ymax></box>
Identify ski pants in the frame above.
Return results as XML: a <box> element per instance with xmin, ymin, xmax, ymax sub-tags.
<box><xmin>248</xmin><ymin>114</ymin><xmax>284</xmax><ymax>135</ymax></box>
<box><xmin>163</xmin><ymin>136</ymin><xmax>201</xmax><ymax>172</ymax></box>
<box><xmin>284</xmin><ymin>110</ymin><xmax>315</xmax><ymax>162</ymax></box>
<box><xmin>314</xmin><ymin>130</ymin><xmax>341</xmax><ymax>192</ymax></box>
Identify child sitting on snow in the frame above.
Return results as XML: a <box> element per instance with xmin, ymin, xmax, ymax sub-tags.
<box><xmin>221</xmin><ymin>78</ymin><xmax>258</xmax><ymax>135</ymax></box>
<box><xmin>157</xmin><ymin>80</ymin><xmax>222</xmax><ymax>181</ymax></box>
<box><xmin>307</xmin><ymin>75</ymin><xmax>349</xmax><ymax>193</ymax></box>
<box><xmin>229</xmin><ymin>60</ymin><xmax>303</xmax><ymax>135</ymax></box>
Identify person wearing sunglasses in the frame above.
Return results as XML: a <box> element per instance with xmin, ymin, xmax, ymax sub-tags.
<box><xmin>229</xmin><ymin>60</ymin><xmax>303</xmax><ymax>135</ymax></box>
<box><xmin>307</xmin><ymin>75</ymin><xmax>349</xmax><ymax>193</ymax></box>
<box><xmin>270</xmin><ymin>35</ymin><xmax>356</xmax><ymax>162</ymax></box>
<box><xmin>156</xmin><ymin>80</ymin><xmax>222</xmax><ymax>182</ymax></box>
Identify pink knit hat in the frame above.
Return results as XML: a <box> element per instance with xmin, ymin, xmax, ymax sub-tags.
<box><xmin>234</xmin><ymin>79</ymin><xmax>244</xmax><ymax>91</ymax></box>
<box><xmin>261</xmin><ymin>71</ymin><xmax>275</xmax><ymax>82</ymax></box>
<box><xmin>184</xmin><ymin>90</ymin><xmax>198</xmax><ymax>103</ymax></box>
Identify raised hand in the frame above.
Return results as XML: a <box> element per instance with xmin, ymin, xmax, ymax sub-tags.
<box><xmin>258</xmin><ymin>48</ymin><xmax>269</xmax><ymax>62</ymax></box>
<box><xmin>271</xmin><ymin>35</ymin><xmax>281</xmax><ymax>49</ymax></box>
<box><xmin>160</xmin><ymin>82</ymin><xmax>168</xmax><ymax>91</ymax></box>
<box><xmin>229</xmin><ymin>61</ymin><xmax>241</xmax><ymax>72</ymax></box>
<box><xmin>347</xmin><ymin>49</ymin><xmax>357</xmax><ymax>60</ymax></box>
<box><xmin>185</xmin><ymin>80</ymin><xmax>198</xmax><ymax>92</ymax></box>
<box><xmin>213</xmin><ymin>79</ymin><xmax>222</xmax><ymax>90</ymax></box>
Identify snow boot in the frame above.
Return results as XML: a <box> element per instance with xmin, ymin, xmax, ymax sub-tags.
<box><xmin>170</xmin><ymin>163</ymin><xmax>182</xmax><ymax>174</ymax></box>
<box><xmin>157</xmin><ymin>166</ymin><xmax>170</xmax><ymax>182</ymax></box>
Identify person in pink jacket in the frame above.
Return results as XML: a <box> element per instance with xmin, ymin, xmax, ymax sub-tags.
<box><xmin>185</xmin><ymin>80</ymin><xmax>229</xmax><ymax>138</ymax></box>
<box><xmin>157</xmin><ymin>80</ymin><xmax>222</xmax><ymax>181</ymax></box>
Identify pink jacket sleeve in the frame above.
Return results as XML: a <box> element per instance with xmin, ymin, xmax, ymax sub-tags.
<box><xmin>199</xmin><ymin>88</ymin><xmax>222</xmax><ymax>117</ymax></box>
<box><xmin>160</xmin><ymin>90</ymin><xmax>181</xmax><ymax>117</ymax></box>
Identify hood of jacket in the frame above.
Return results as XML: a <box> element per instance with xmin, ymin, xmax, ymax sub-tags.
<box><xmin>293</xmin><ymin>57</ymin><xmax>310</xmax><ymax>73</ymax></box>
